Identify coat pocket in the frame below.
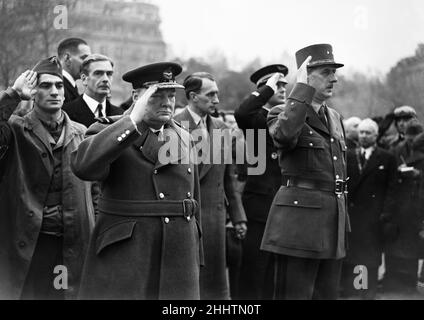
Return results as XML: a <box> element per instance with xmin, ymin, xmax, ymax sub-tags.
<box><xmin>268</xmin><ymin>188</ymin><xmax>324</xmax><ymax>252</ymax></box>
<box><xmin>96</xmin><ymin>220</ymin><xmax>137</xmax><ymax>255</ymax></box>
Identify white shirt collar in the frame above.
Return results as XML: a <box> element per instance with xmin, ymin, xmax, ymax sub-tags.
<box><xmin>62</xmin><ymin>70</ymin><xmax>76</xmax><ymax>88</ymax></box>
<box><xmin>149</xmin><ymin>126</ymin><xmax>164</xmax><ymax>134</ymax></box>
<box><xmin>187</xmin><ymin>105</ymin><xmax>207</xmax><ymax>126</ymax></box>
<box><xmin>360</xmin><ymin>145</ymin><xmax>375</xmax><ymax>160</ymax></box>
<box><xmin>83</xmin><ymin>93</ymin><xmax>106</xmax><ymax>117</ymax></box>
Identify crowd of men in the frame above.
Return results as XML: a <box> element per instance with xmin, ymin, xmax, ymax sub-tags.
<box><xmin>0</xmin><ymin>37</ymin><xmax>423</xmax><ymax>300</ymax></box>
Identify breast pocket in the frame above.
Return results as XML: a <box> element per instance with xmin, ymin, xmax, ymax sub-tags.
<box><xmin>96</xmin><ymin>220</ymin><xmax>137</xmax><ymax>255</ymax></box>
<box><xmin>296</xmin><ymin>137</ymin><xmax>325</xmax><ymax>171</ymax></box>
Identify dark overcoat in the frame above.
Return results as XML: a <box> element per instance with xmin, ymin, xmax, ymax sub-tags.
<box><xmin>234</xmin><ymin>86</ymin><xmax>282</xmax><ymax>223</ymax></box>
<box><xmin>174</xmin><ymin>108</ymin><xmax>246</xmax><ymax>300</ymax></box>
<box><xmin>385</xmin><ymin>139</ymin><xmax>424</xmax><ymax>259</ymax></box>
<box><xmin>63</xmin><ymin>95</ymin><xmax>123</xmax><ymax>128</ymax></box>
<box><xmin>71</xmin><ymin>115</ymin><xmax>202</xmax><ymax>300</ymax></box>
<box><xmin>346</xmin><ymin>147</ymin><xmax>397</xmax><ymax>268</ymax></box>
<box><xmin>261</xmin><ymin>83</ymin><xmax>350</xmax><ymax>260</ymax></box>
<box><xmin>0</xmin><ymin>88</ymin><xmax>95</xmax><ymax>299</ymax></box>
<box><xmin>234</xmin><ymin>85</ymin><xmax>281</xmax><ymax>299</ymax></box>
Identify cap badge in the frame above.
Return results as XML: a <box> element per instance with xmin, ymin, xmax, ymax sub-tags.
<box><xmin>163</xmin><ymin>70</ymin><xmax>173</xmax><ymax>80</ymax></box>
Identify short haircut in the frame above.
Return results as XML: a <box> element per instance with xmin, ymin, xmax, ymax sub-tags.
<box><xmin>183</xmin><ymin>72</ymin><xmax>215</xmax><ymax>100</ymax></box>
<box><xmin>57</xmin><ymin>38</ymin><xmax>87</xmax><ymax>58</ymax></box>
<box><xmin>358</xmin><ymin>118</ymin><xmax>379</xmax><ymax>134</ymax></box>
<box><xmin>80</xmin><ymin>54</ymin><xmax>114</xmax><ymax>76</ymax></box>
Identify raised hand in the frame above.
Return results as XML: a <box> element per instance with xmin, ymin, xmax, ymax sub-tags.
<box><xmin>12</xmin><ymin>70</ymin><xmax>37</xmax><ymax>100</ymax></box>
<box><xmin>130</xmin><ymin>84</ymin><xmax>158</xmax><ymax>124</ymax></box>
<box><xmin>296</xmin><ymin>55</ymin><xmax>312</xmax><ymax>84</ymax></box>
<box><xmin>266</xmin><ymin>72</ymin><xmax>285</xmax><ymax>92</ymax></box>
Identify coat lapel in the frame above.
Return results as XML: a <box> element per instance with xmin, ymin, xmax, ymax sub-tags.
<box><xmin>24</xmin><ymin>111</ymin><xmax>53</xmax><ymax>156</ymax></box>
<box><xmin>76</xmin><ymin>97</ymin><xmax>95</xmax><ymax>126</ymax></box>
<box><xmin>305</xmin><ymin>105</ymin><xmax>330</xmax><ymax>135</ymax></box>
<box><xmin>359</xmin><ymin>147</ymin><xmax>381</xmax><ymax>181</ymax></box>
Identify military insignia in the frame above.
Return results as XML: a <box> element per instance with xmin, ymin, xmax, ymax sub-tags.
<box><xmin>163</xmin><ymin>69</ymin><xmax>173</xmax><ymax>81</ymax></box>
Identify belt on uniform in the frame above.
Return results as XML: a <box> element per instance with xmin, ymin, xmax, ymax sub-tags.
<box><xmin>98</xmin><ymin>197</ymin><xmax>198</xmax><ymax>220</ymax></box>
<box><xmin>282</xmin><ymin>175</ymin><xmax>349</xmax><ymax>195</ymax></box>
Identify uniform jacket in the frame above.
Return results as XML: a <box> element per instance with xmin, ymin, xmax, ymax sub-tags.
<box><xmin>0</xmin><ymin>88</ymin><xmax>95</xmax><ymax>299</ymax></box>
<box><xmin>346</xmin><ymin>147</ymin><xmax>397</xmax><ymax>267</ymax></box>
<box><xmin>174</xmin><ymin>108</ymin><xmax>246</xmax><ymax>300</ymax></box>
<box><xmin>386</xmin><ymin>139</ymin><xmax>424</xmax><ymax>259</ymax></box>
<box><xmin>63</xmin><ymin>77</ymin><xmax>80</xmax><ymax>104</ymax></box>
<box><xmin>234</xmin><ymin>85</ymin><xmax>282</xmax><ymax>223</ymax></box>
<box><xmin>261</xmin><ymin>83</ymin><xmax>349</xmax><ymax>260</ymax></box>
<box><xmin>71</xmin><ymin>115</ymin><xmax>203</xmax><ymax>300</ymax></box>
<box><xmin>63</xmin><ymin>95</ymin><xmax>123</xmax><ymax>128</ymax></box>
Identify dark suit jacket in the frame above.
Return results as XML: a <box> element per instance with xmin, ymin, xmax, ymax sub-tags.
<box><xmin>63</xmin><ymin>77</ymin><xmax>80</xmax><ymax>104</ymax></box>
<box><xmin>63</xmin><ymin>95</ymin><xmax>123</xmax><ymax>128</ymax></box>
<box><xmin>234</xmin><ymin>85</ymin><xmax>282</xmax><ymax>223</ymax></box>
<box><xmin>261</xmin><ymin>83</ymin><xmax>349</xmax><ymax>260</ymax></box>
<box><xmin>346</xmin><ymin>147</ymin><xmax>397</xmax><ymax>267</ymax></box>
<box><xmin>174</xmin><ymin>107</ymin><xmax>246</xmax><ymax>300</ymax></box>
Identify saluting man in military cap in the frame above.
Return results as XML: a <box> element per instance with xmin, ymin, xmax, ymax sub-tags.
<box><xmin>0</xmin><ymin>57</ymin><xmax>96</xmax><ymax>299</ymax></box>
<box><xmin>234</xmin><ymin>64</ymin><xmax>289</xmax><ymax>299</ymax></box>
<box><xmin>71</xmin><ymin>62</ymin><xmax>203</xmax><ymax>300</ymax></box>
<box><xmin>261</xmin><ymin>44</ymin><xmax>349</xmax><ymax>299</ymax></box>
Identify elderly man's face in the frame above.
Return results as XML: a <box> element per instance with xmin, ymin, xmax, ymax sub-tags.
<box><xmin>358</xmin><ymin>125</ymin><xmax>378</xmax><ymax>149</ymax></box>
<box><xmin>308</xmin><ymin>66</ymin><xmax>338</xmax><ymax>100</ymax></box>
<box><xmin>34</xmin><ymin>74</ymin><xmax>64</xmax><ymax>113</ymax></box>
<box><xmin>144</xmin><ymin>88</ymin><xmax>176</xmax><ymax>126</ymax></box>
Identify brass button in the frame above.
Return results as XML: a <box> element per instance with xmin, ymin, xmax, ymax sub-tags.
<box><xmin>187</xmin><ymin>167</ymin><xmax>192</xmax><ymax>174</ymax></box>
<box><xmin>125</xmin><ymin>130</ymin><xmax>130</xmax><ymax>135</ymax></box>
<box><xmin>28</xmin><ymin>211</ymin><xmax>34</xmax><ymax>218</ymax></box>
<box><xmin>333</xmin><ymin>156</ymin><xmax>338</xmax><ymax>161</ymax></box>
<box><xmin>337</xmin><ymin>194</ymin><xmax>341</xmax><ymax>198</ymax></box>
<box><xmin>121</xmin><ymin>133</ymin><xmax>126</xmax><ymax>138</ymax></box>
<box><xmin>336</xmin><ymin>175</ymin><xmax>340</xmax><ymax>179</ymax></box>
<box><xmin>19</xmin><ymin>241</ymin><xmax>26</xmax><ymax>248</ymax></box>
<box><xmin>271</xmin><ymin>152</ymin><xmax>278</xmax><ymax>160</ymax></box>
<box><xmin>159</xmin><ymin>193</ymin><xmax>165</xmax><ymax>199</ymax></box>
<box><xmin>153</xmin><ymin>170</ymin><xmax>158</xmax><ymax>175</ymax></box>
<box><xmin>331</xmin><ymin>138</ymin><xmax>335</xmax><ymax>143</ymax></box>
<box><xmin>309</xmin><ymin>143</ymin><xmax>313</xmax><ymax>147</ymax></box>
<box><xmin>117</xmin><ymin>137</ymin><xmax>123</xmax><ymax>142</ymax></box>
<box><xmin>294</xmin><ymin>201</ymin><xmax>299</xmax><ymax>205</ymax></box>
<box><xmin>164</xmin><ymin>217</ymin><xmax>170</xmax><ymax>224</ymax></box>
<box><xmin>187</xmin><ymin>192</ymin><xmax>191</xmax><ymax>198</ymax></box>
<box><xmin>309</xmin><ymin>131</ymin><xmax>313</xmax><ymax>135</ymax></box>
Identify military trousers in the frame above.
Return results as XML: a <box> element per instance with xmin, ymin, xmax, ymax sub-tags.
<box><xmin>273</xmin><ymin>254</ymin><xmax>342</xmax><ymax>300</ymax></box>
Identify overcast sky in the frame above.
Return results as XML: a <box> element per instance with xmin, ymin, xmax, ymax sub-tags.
<box><xmin>153</xmin><ymin>0</ymin><xmax>424</xmax><ymax>75</ymax></box>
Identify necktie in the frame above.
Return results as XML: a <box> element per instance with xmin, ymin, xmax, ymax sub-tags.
<box><xmin>360</xmin><ymin>150</ymin><xmax>366</xmax><ymax>168</ymax></box>
<box><xmin>318</xmin><ymin>105</ymin><xmax>328</xmax><ymax>128</ymax></box>
<box><xmin>197</xmin><ymin>119</ymin><xmax>209</xmax><ymax>156</ymax></box>
<box><xmin>96</xmin><ymin>104</ymin><xmax>104</xmax><ymax>118</ymax></box>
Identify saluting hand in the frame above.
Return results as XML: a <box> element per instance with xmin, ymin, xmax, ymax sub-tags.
<box><xmin>12</xmin><ymin>70</ymin><xmax>37</xmax><ymax>100</ymax></box>
<box><xmin>296</xmin><ymin>56</ymin><xmax>312</xmax><ymax>85</ymax></box>
<box><xmin>130</xmin><ymin>84</ymin><xmax>158</xmax><ymax>125</ymax></box>
<box><xmin>266</xmin><ymin>72</ymin><xmax>285</xmax><ymax>93</ymax></box>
